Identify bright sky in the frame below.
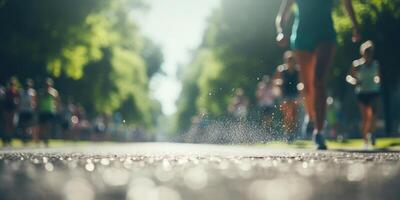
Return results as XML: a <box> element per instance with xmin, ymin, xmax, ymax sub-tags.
<box><xmin>136</xmin><ymin>0</ymin><xmax>220</xmax><ymax>115</ymax></box>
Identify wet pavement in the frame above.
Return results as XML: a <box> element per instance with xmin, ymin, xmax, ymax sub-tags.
<box><xmin>0</xmin><ymin>143</ymin><xmax>400</xmax><ymax>200</ymax></box>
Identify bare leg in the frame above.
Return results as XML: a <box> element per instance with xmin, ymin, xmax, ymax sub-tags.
<box><xmin>359</xmin><ymin>103</ymin><xmax>368</xmax><ymax>141</ymax></box>
<box><xmin>286</xmin><ymin>101</ymin><xmax>297</xmax><ymax>132</ymax></box>
<box><xmin>281</xmin><ymin>100</ymin><xmax>298</xmax><ymax>143</ymax></box>
<box><xmin>295</xmin><ymin>51</ymin><xmax>316</xmax><ymax>122</ymax></box>
<box><xmin>39</xmin><ymin>123</ymin><xmax>50</xmax><ymax>147</ymax></box>
<box><xmin>363</xmin><ymin>105</ymin><xmax>374</xmax><ymax>139</ymax></box>
<box><xmin>281</xmin><ymin>101</ymin><xmax>293</xmax><ymax>134</ymax></box>
<box><xmin>32</xmin><ymin>125</ymin><xmax>40</xmax><ymax>144</ymax></box>
<box><xmin>2</xmin><ymin>111</ymin><xmax>15</xmax><ymax>145</ymax></box>
<box><xmin>359</xmin><ymin>102</ymin><xmax>375</xmax><ymax>147</ymax></box>
<box><xmin>290</xmin><ymin>101</ymin><xmax>298</xmax><ymax>132</ymax></box>
<box><xmin>314</xmin><ymin>43</ymin><xmax>336</xmax><ymax>132</ymax></box>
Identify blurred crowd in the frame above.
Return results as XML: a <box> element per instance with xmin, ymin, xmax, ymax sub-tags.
<box><xmin>0</xmin><ymin>77</ymin><xmax>151</xmax><ymax>147</ymax></box>
<box><xmin>186</xmin><ymin>41</ymin><xmax>384</xmax><ymax>146</ymax></box>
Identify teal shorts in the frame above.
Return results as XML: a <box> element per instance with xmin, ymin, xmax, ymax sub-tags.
<box><xmin>291</xmin><ymin>28</ymin><xmax>337</xmax><ymax>52</ymax></box>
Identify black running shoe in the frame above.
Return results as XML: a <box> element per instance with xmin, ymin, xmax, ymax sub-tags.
<box><xmin>313</xmin><ymin>133</ymin><xmax>327</xmax><ymax>150</ymax></box>
<box><xmin>368</xmin><ymin>133</ymin><xmax>376</xmax><ymax>146</ymax></box>
<box><xmin>287</xmin><ymin>133</ymin><xmax>295</xmax><ymax>144</ymax></box>
<box><xmin>306</xmin><ymin>121</ymin><xmax>314</xmax><ymax>136</ymax></box>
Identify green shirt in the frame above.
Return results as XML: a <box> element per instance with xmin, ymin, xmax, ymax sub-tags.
<box><xmin>355</xmin><ymin>60</ymin><xmax>381</xmax><ymax>94</ymax></box>
<box><xmin>39</xmin><ymin>88</ymin><xmax>58</xmax><ymax>113</ymax></box>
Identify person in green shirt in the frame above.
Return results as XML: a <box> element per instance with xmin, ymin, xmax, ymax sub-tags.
<box><xmin>347</xmin><ymin>41</ymin><xmax>381</xmax><ymax>149</ymax></box>
<box><xmin>38</xmin><ymin>78</ymin><xmax>60</xmax><ymax>146</ymax></box>
<box><xmin>276</xmin><ymin>0</ymin><xmax>360</xmax><ymax>150</ymax></box>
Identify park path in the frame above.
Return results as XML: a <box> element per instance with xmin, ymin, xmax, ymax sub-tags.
<box><xmin>1</xmin><ymin>143</ymin><xmax>399</xmax><ymax>200</ymax></box>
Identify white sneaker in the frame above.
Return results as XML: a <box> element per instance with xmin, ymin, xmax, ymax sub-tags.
<box><xmin>364</xmin><ymin>142</ymin><xmax>370</xmax><ymax>150</ymax></box>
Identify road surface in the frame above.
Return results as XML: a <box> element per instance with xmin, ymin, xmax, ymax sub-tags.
<box><xmin>1</xmin><ymin>143</ymin><xmax>399</xmax><ymax>200</ymax></box>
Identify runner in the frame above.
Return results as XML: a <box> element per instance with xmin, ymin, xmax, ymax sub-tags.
<box><xmin>38</xmin><ymin>78</ymin><xmax>60</xmax><ymax>146</ymax></box>
<box><xmin>346</xmin><ymin>41</ymin><xmax>381</xmax><ymax>149</ymax></box>
<box><xmin>275</xmin><ymin>0</ymin><xmax>360</xmax><ymax>149</ymax></box>
<box><xmin>18</xmin><ymin>79</ymin><xmax>37</xmax><ymax>144</ymax></box>
<box><xmin>228</xmin><ymin>88</ymin><xmax>249</xmax><ymax>120</ymax></box>
<box><xmin>0</xmin><ymin>84</ymin><xmax>5</xmax><ymax>113</ymax></box>
<box><xmin>0</xmin><ymin>84</ymin><xmax>5</xmax><ymax>98</ymax></box>
<box><xmin>255</xmin><ymin>75</ymin><xmax>276</xmax><ymax>126</ymax></box>
<box><xmin>1</xmin><ymin>78</ymin><xmax>20</xmax><ymax>146</ymax></box>
<box><xmin>273</xmin><ymin>51</ymin><xmax>300</xmax><ymax>143</ymax></box>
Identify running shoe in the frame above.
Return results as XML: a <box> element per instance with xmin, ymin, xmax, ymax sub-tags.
<box><xmin>301</xmin><ymin>115</ymin><xmax>314</xmax><ymax>138</ymax></box>
<box><xmin>313</xmin><ymin>132</ymin><xmax>327</xmax><ymax>150</ymax></box>
<box><xmin>367</xmin><ymin>133</ymin><xmax>376</xmax><ymax>146</ymax></box>
<box><xmin>363</xmin><ymin>142</ymin><xmax>370</xmax><ymax>150</ymax></box>
<box><xmin>287</xmin><ymin>133</ymin><xmax>296</xmax><ymax>144</ymax></box>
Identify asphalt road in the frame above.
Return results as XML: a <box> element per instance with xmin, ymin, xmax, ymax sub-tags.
<box><xmin>1</xmin><ymin>143</ymin><xmax>399</xmax><ymax>200</ymax></box>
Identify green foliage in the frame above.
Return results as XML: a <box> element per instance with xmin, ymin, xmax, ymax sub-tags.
<box><xmin>175</xmin><ymin>49</ymin><xmax>203</xmax><ymax>133</ymax></box>
<box><xmin>196</xmin><ymin>50</ymin><xmax>225</xmax><ymax>115</ymax></box>
<box><xmin>176</xmin><ymin>0</ymin><xmax>283</xmax><ymax>132</ymax></box>
<box><xmin>0</xmin><ymin>0</ymin><xmax>163</xmax><ymax>127</ymax></box>
<box><xmin>142</xmin><ymin>38</ymin><xmax>164</xmax><ymax>77</ymax></box>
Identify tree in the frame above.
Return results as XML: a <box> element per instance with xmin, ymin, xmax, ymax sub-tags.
<box><xmin>176</xmin><ymin>0</ymin><xmax>283</xmax><ymax>132</ymax></box>
<box><xmin>0</xmin><ymin>0</ymin><xmax>163</xmax><ymax>127</ymax></box>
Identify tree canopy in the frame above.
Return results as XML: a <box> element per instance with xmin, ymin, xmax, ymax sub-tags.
<box><xmin>0</xmin><ymin>0</ymin><xmax>163</xmax><ymax>126</ymax></box>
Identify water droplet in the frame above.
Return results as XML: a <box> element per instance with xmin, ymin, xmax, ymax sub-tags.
<box><xmin>124</xmin><ymin>159</ymin><xmax>133</xmax><ymax>169</ymax></box>
<box><xmin>102</xmin><ymin>168</ymin><xmax>129</xmax><ymax>186</ymax></box>
<box><xmin>248</xmin><ymin>178</ymin><xmax>312</xmax><ymax>200</ymax></box>
<box><xmin>157</xmin><ymin>186</ymin><xmax>182</xmax><ymax>200</ymax></box>
<box><xmin>85</xmin><ymin>163</ymin><xmax>95</xmax><ymax>172</ymax></box>
<box><xmin>32</xmin><ymin>158</ymin><xmax>40</xmax><ymax>164</ymax></box>
<box><xmin>45</xmin><ymin>163</ymin><xmax>54</xmax><ymax>172</ymax></box>
<box><xmin>127</xmin><ymin>177</ymin><xmax>156</xmax><ymax>200</ymax></box>
<box><xmin>155</xmin><ymin>167</ymin><xmax>174</xmax><ymax>182</ymax></box>
<box><xmin>64</xmin><ymin>178</ymin><xmax>95</xmax><ymax>200</ymax></box>
<box><xmin>347</xmin><ymin>163</ymin><xmax>365</xmax><ymax>182</ymax></box>
<box><xmin>100</xmin><ymin>158</ymin><xmax>110</xmax><ymax>166</ymax></box>
<box><xmin>183</xmin><ymin>167</ymin><xmax>208</xmax><ymax>190</ymax></box>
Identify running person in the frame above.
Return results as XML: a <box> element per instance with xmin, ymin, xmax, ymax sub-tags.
<box><xmin>276</xmin><ymin>0</ymin><xmax>360</xmax><ymax>149</ymax></box>
<box><xmin>256</xmin><ymin>75</ymin><xmax>276</xmax><ymax>126</ymax></box>
<box><xmin>273</xmin><ymin>51</ymin><xmax>300</xmax><ymax>143</ymax></box>
<box><xmin>346</xmin><ymin>41</ymin><xmax>381</xmax><ymax>149</ymax></box>
<box><xmin>228</xmin><ymin>88</ymin><xmax>249</xmax><ymax>120</ymax></box>
<box><xmin>0</xmin><ymin>84</ymin><xmax>5</xmax><ymax>98</ymax></box>
<box><xmin>38</xmin><ymin>78</ymin><xmax>60</xmax><ymax>146</ymax></box>
<box><xmin>18</xmin><ymin>79</ymin><xmax>37</xmax><ymax>143</ymax></box>
<box><xmin>1</xmin><ymin>78</ymin><xmax>20</xmax><ymax>146</ymax></box>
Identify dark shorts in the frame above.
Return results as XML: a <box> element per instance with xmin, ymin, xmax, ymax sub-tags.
<box><xmin>259</xmin><ymin>105</ymin><xmax>274</xmax><ymax>116</ymax></box>
<box><xmin>283</xmin><ymin>93</ymin><xmax>298</xmax><ymax>101</ymax></box>
<box><xmin>291</xmin><ymin>33</ymin><xmax>336</xmax><ymax>52</ymax></box>
<box><xmin>3</xmin><ymin>101</ymin><xmax>18</xmax><ymax>112</ymax></box>
<box><xmin>61</xmin><ymin>120</ymin><xmax>71</xmax><ymax>130</ymax></box>
<box><xmin>39</xmin><ymin>112</ymin><xmax>55</xmax><ymax>124</ymax></box>
<box><xmin>291</xmin><ymin>23</ymin><xmax>337</xmax><ymax>52</ymax></box>
<box><xmin>357</xmin><ymin>92</ymin><xmax>380</xmax><ymax>106</ymax></box>
<box><xmin>19</xmin><ymin>111</ymin><xmax>35</xmax><ymax>126</ymax></box>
